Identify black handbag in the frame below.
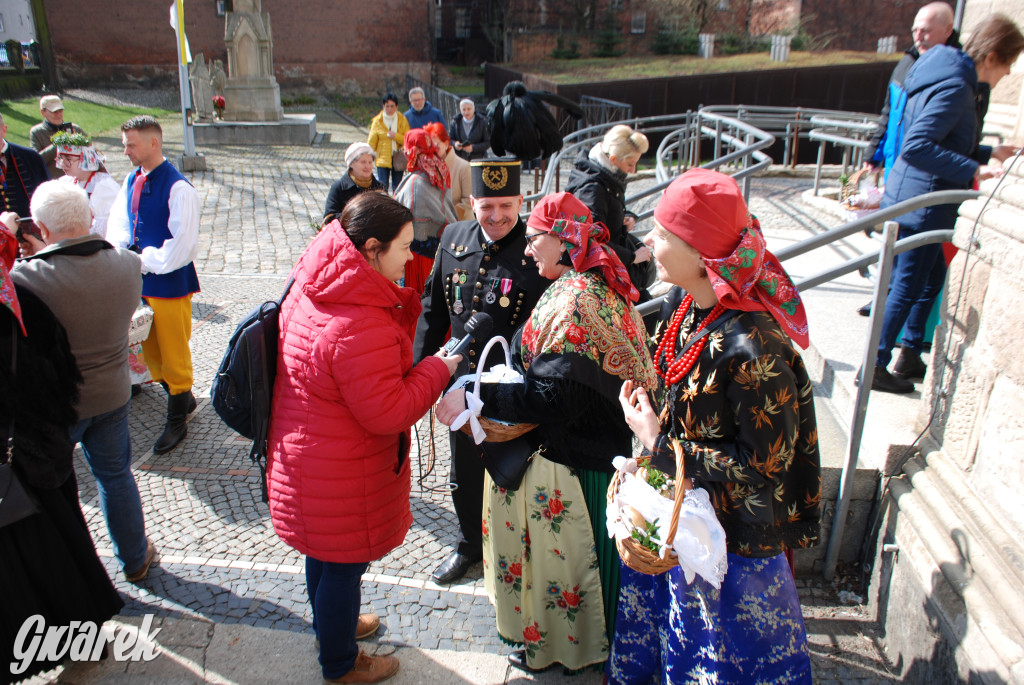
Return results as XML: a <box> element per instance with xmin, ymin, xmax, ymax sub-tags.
<box><xmin>480</xmin><ymin>437</ymin><xmax>535</xmax><ymax>491</ymax></box>
<box><xmin>0</xmin><ymin>326</ymin><xmax>39</xmax><ymax>528</ymax></box>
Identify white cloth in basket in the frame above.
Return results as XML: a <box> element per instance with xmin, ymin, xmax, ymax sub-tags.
<box><xmin>606</xmin><ymin>456</ymin><xmax>728</xmax><ymax>588</ymax></box>
<box><xmin>445</xmin><ymin>336</ymin><xmax>525</xmax><ymax>445</ymax></box>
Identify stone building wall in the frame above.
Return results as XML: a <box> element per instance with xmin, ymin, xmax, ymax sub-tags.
<box><xmin>42</xmin><ymin>0</ymin><xmax>431</xmax><ymax>92</ymax></box>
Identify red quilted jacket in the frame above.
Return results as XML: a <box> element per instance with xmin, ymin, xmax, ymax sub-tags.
<box><xmin>267</xmin><ymin>221</ymin><xmax>449</xmax><ymax>563</ymax></box>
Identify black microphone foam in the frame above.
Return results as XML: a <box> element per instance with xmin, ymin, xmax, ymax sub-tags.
<box><xmin>447</xmin><ymin>312</ymin><xmax>494</xmax><ymax>357</ymax></box>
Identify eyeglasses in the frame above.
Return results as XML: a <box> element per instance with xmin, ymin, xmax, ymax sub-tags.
<box><xmin>525</xmin><ymin>232</ymin><xmax>545</xmax><ymax>246</ymax></box>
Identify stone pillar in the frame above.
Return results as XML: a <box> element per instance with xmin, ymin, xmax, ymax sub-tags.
<box><xmin>868</xmin><ymin>159</ymin><xmax>1024</xmax><ymax>682</ymax></box>
<box><xmin>223</xmin><ymin>0</ymin><xmax>283</xmax><ymax>122</ymax></box>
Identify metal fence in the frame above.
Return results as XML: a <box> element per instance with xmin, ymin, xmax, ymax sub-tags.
<box><xmin>578</xmin><ymin>95</ymin><xmax>633</xmax><ymax>130</ymax></box>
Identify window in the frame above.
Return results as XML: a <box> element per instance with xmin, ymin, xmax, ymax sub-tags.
<box><xmin>216</xmin><ymin>1</ymin><xmax>226</xmax><ymax>17</ymax></box>
<box><xmin>455</xmin><ymin>7</ymin><xmax>471</xmax><ymax>39</ymax></box>
<box><xmin>610</xmin><ymin>0</ymin><xmax>624</xmax><ymax>10</ymax></box>
<box><xmin>0</xmin><ymin>14</ymin><xmax>5</xmax><ymax>32</ymax></box>
<box><xmin>631</xmin><ymin>11</ymin><xmax>646</xmax><ymax>34</ymax></box>
<box><xmin>717</xmin><ymin>0</ymin><xmax>729</xmax><ymax>9</ymax></box>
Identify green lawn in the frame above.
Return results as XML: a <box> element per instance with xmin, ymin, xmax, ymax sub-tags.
<box><xmin>0</xmin><ymin>97</ymin><xmax>175</xmax><ymax>147</ymax></box>
<box><xmin>516</xmin><ymin>51</ymin><xmax>899</xmax><ymax>84</ymax></box>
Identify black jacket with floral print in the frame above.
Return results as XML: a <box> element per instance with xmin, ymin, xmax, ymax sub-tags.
<box><xmin>649</xmin><ymin>299</ymin><xmax>821</xmax><ymax>558</ymax></box>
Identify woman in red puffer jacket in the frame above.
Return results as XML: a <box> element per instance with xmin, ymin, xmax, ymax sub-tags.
<box><xmin>267</xmin><ymin>192</ymin><xmax>460</xmax><ymax>684</ymax></box>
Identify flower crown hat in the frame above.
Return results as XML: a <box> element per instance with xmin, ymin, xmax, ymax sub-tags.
<box><xmin>51</xmin><ymin>131</ymin><xmax>104</xmax><ymax>172</ymax></box>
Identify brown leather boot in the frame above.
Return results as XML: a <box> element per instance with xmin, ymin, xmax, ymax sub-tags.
<box><xmin>324</xmin><ymin>650</ymin><xmax>399</xmax><ymax>684</ymax></box>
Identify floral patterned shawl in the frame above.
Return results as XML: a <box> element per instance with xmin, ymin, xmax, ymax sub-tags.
<box><xmin>520</xmin><ymin>269</ymin><xmax>656</xmax><ymax>402</ymax></box>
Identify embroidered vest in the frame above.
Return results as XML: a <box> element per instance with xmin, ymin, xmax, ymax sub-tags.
<box><xmin>126</xmin><ymin>160</ymin><xmax>200</xmax><ymax>298</ymax></box>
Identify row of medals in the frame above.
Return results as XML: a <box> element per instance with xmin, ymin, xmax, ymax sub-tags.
<box><xmin>452</xmin><ymin>272</ymin><xmax>511</xmax><ymax>314</ymax></box>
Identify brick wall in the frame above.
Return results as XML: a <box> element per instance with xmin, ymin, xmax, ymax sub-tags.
<box><xmin>800</xmin><ymin>0</ymin><xmax>921</xmax><ymax>51</ymax></box>
<box><xmin>42</xmin><ymin>0</ymin><xmax>431</xmax><ymax>92</ymax></box>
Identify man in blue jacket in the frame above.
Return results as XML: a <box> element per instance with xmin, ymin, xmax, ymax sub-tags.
<box><xmin>865</xmin><ymin>3</ymin><xmax>958</xmax><ymax>181</ymax></box>
<box><xmin>405</xmin><ymin>87</ymin><xmax>445</xmax><ymax>130</ymax></box>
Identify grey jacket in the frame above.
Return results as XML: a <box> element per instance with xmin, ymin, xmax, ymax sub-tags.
<box><xmin>13</xmin><ymin>234</ymin><xmax>142</xmax><ymax>420</ymax></box>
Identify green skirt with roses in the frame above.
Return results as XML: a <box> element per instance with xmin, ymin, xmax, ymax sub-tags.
<box><xmin>482</xmin><ymin>453</ymin><xmax>610</xmax><ymax>671</ymax></box>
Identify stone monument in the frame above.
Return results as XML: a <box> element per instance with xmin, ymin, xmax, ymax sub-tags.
<box><xmin>189</xmin><ymin>53</ymin><xmax>214</xmax><ymax>122</ymax></box>
<box><xmin>223</xmin><ymin>0</ymin><xmax>283</xmax><ymax>122</ymax></box>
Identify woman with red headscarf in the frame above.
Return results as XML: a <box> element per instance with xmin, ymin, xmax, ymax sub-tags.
<box><xmin>393</xmin><ymin>129</ymin><xmax>457</xmax><ymax>293</ymax></box>
<box><xmin>436</xmin><ymin>192</ymin><xmax>656</xmax><ymax>674</ymax></box>
<box><xmin>610</xmin><ymin>169</ymin><xmax>821</xmax><ymax>683</ymax></box>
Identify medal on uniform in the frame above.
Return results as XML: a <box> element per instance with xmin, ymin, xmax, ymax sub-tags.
<box><xmin>453</xmin><ymin>285</ymin><xmax>464</xmax><ymax>314</ymax></box>
<box><xmin>499</xmin><ymin>278</ymin><xmax>512</xmax><ymax>308</ymax></box>
<box><xmin>460</xmin><ymin>271</ymin><xmax>468</xmax><ymax>284</ymax></box>
<box><xmin>485</xmin><ymin>279</ymin><xmax>497</xmax><ymax>305</ymax></box>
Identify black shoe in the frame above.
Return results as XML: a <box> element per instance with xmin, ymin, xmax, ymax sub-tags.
<box><xmin>131</xmin><ymin>383</ymin><xmax>143</xmax><ymax>397</ymax></box>
<box><xmin>153</xmin><ymin>391</ymin><xmax>195</xmax><ymax>454</ymax></box>
<box><xmin>893</xmin><ymin>348</ymin><xmax>927</xmax><ymax>380</ymax></box>
<box><xmin>507</xmin><ymin>649</ymin><xmax>552</xmax><ymax>673</ymax></box>
<box><xmin>431</xmin><ymin>551</ymin><xmax>481</xmax><ymax>584</ymax></box>
<box><xmin>857</xmin><ymin>301</ymin><xmax>871</xmax><ymax>317</ymax></box>
<box><xmin>871</xmin><ymin>367</ymin><xmax>915</xmax><ymax>394</ymax></box>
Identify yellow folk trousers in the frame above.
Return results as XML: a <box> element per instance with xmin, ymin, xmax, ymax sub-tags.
<box><xmin>141</xmin><ymin>295</ymin><xmax>194</xmax><ymax>394</ymax></box>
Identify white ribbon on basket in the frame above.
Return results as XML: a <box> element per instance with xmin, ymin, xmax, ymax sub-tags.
<box><xmin>449</xmin><ymin>392</ymin><xmax>487</xmax><ymax>443</ymax></box>
<box><xmin>443</xmin><ymin>336</ymin><xmax>525</xmax><ymax>445</ymax></box>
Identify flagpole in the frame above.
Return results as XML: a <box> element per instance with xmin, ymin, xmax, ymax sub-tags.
<box><xmin>173</xmin><ymin>0</ymin><xmax>198</xmax><ymax>159</ymax></box>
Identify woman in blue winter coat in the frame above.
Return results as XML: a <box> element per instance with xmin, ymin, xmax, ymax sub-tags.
<box><xmin>873</xmin><ymin>14</ymin><xmax>1023</xmax><ymax>394</ymax></box>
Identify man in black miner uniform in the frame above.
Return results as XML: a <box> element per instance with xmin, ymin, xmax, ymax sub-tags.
<box><xmin>414</xmin><ymin>159</ymin><xmax>549</xmax><ymax>584</ymax></box>
<box><xmin>0</xmin><ymin>112</ymin><xmax>49</xmax><ymax>221</ymax></box>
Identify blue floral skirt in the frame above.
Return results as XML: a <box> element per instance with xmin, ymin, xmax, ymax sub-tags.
<box><xmin>608</xmin><ymin>553</ymin><xmax>812</xmax><ymax>684</ymax></box>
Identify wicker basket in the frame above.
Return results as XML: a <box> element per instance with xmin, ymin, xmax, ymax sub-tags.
<box><xmin>840</xmin><ymin>167</ymin><xmax>878</xmax><ymax>203</ymax></box>
<box><xmin>458</xmin><ymin>336</ymin><xmax>537</xmax><ymax>443</ymax></box>
<box><xmin>608</xmin><ymin>441</ymin><xmax>687</xmax><ymax>576</ymax></box>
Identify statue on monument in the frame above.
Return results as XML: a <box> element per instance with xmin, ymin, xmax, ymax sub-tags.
<box><xmin>189</xmin><ymin>53</ymin><xmax>214</xmax><ymax>121</ymax></box>
<box><xmin>211</xmin><ymin>60</ymin><xmax>228</xmax><ymax>98</ymax></box>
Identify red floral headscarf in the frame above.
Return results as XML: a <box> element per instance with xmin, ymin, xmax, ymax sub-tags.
<box><xmin>1</xmin><ymin>225</ymin><xmax>25</xmax><ymax>335</ymax></box>
<box><xmin>527</xmin><ymin>192</ymin><xmax>639</xmax><ymax>303</ymax></box>
<box><xmin>403</xmin><ymin>129</ymin><xmax>450</xmax><ymax>192</ymax></box>
<box><xmin>653</xmin><ymin>169</ymin><xmax>809</xmax><ymax>348</ymax></box>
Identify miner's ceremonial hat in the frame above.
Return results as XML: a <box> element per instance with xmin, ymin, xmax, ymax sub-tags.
<box><xmin>471</xmin><ymin>159</ymin><xmax>521</xmax><ymax>197</ymax></box>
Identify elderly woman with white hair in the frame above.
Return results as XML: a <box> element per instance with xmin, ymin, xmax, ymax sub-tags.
<box><xmin>449</xmin><ymin>98</ymin><xmax>489</xmax><ymax>161</ymax></box>
<box><xmin>323</xmin><ymin>142</ymin><xmax>387</xmax><ymax>226</ymax></box>
<box><xmin>567</xmin><ymin>124</ymin><xmax>653</xmax><ymax>301</ymax></box>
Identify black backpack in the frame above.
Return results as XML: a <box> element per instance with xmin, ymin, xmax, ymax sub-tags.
<box><xmin>211</xmin><ymin>278</ymin><xmax>294</xmax><ymax>502</ymax></box>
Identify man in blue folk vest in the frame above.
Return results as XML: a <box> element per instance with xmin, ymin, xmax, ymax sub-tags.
<box><xmin>108</xmin><ymin>116</ymin><xmax>201</xmax><ymax>454</ymax></box>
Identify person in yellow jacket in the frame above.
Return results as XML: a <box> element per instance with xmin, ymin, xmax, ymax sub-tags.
<box><xmin>368</xmin><ymin>93</ymin><xmax>410</xmax><ymax>194</ymax></box>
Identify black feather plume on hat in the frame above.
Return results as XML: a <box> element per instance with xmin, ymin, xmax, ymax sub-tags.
<box><xmin>485</xmin><ymin>81</ymin><xmax>584</xmax><ymax>161</ymax></box>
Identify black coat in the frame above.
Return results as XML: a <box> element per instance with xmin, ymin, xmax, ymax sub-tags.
<box><xmin>565</xmin><ymin>147</ymin><xmax>651</xmax><ymax>296</ymax></box>
<box><xmin>1</xmin><ymin>142</ymin><xmax>50</xmax><ymax>218</ymax></box>
<box><xmin>413</xmin><ymin>217</ymin><xmax>549</xmax><ymax>379</ymax></box>
<box><xmin>322</xmin><ymin>173</ymin><xmax>385</xmax><ymax>223</ymax></box>
<box><xmin>448</xmin><ymin>113</ymin><xmax>489</xmax><ymax>161</ymax></box>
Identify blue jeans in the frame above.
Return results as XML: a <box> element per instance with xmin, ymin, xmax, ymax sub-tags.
<box><xmin>70</xmin><ymin>401</ymin><xmax>148</xmax><ymax>573</ymax></box>
<box><xmin>307</xmin><ymin>557</ymin><xmax>370</xmax><ymax>679</ymax></box>
<box><xmin>876</xmin><ymin>230</ymin><xmax>947</xmax><ymax>368</ymax></box>
<box><xmin>376</xmin><ymin>166</ymin><xmax>403</xmax><ymax>193</ymax></box>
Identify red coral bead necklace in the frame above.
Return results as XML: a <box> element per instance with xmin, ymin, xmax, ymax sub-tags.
<box><xmin>655</xmin><ymin>294</ymin><xmax>726</xmax><ymax>385</ymax></box>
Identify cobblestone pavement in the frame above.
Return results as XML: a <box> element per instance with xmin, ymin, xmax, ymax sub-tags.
<box><xmin>61</xmin><ymin>111</ymin><xmax>900</xmax><ymax>682</ymax></box>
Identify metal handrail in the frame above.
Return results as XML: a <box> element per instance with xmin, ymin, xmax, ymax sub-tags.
<box><xmin>525</xmin><ymin>110</ymin><xmax>775</xmax><ymax>204</ymax></box>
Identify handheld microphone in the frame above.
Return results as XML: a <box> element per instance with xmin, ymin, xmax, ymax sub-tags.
<box><xmin>441</xmin><ymin>312</ymin><xmax>494</xmax><ymax>358</ymax></box>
